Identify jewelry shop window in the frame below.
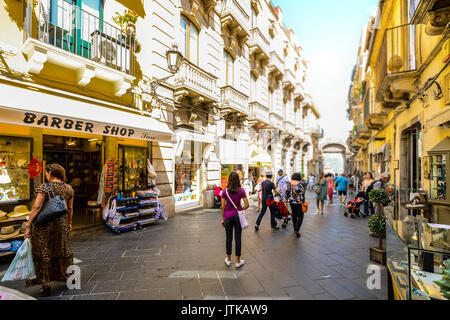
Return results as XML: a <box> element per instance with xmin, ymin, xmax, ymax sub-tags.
<box><xmin>0</xmin><ymin>136</ymin><xmax>32</xmax><ymax>203</ymax></box>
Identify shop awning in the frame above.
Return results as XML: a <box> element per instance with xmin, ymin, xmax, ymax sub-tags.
<box><xmin>0</xmin><ymin>82</ymin><xmax>174</xmax><ymax>143</ymax></box>
<box><xmin>248</xmin><ymin>142</ymin><xmax>272</xmax><ymax>167</ymax></box>
<box><xmin>375</xmin><ymin>143</ymin><xmax>391</xmax><ymax>162</ymax></box>
<box><xmin>115</xmin><ymin>0</ymin><xmax>146</xmax><ymax>18</ymax></box>
<box><xmin>219</xmin><ymin>139</ymin><xmax>249</xmax><ymax>165</ymax></box>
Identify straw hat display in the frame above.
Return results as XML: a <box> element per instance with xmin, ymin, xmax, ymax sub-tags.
<box><xmin>8</xmin><ymin>205</ymin><xmax>30</xmax><ymax>218</ymax></box>
<box><xmin>0</xmin><ymin>210</ymin><xmax>7</xmax><ymax>221</ymax></box>
<box><xmin>0</xmin><ymin>226</ymin><xmax>20</xmax><ymax>241</ymax></box>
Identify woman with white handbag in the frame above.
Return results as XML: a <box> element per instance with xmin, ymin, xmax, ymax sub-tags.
<box><xmin>221</xmin><ymin>172</ymin><xmax>249</xmax><ymax>268</ymax></box>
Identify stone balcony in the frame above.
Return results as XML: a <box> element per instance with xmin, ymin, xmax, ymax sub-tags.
<box><xmin>355</xmin><ymin>124</ymin><xmax>372</xmax><ymax>144</ymax></box>
<box><xmin>248</xmin><ymin>101</ymin><xmax>270</xmax><ymax>127</ymax></box>
<box><xmin>269</xmin><ymin>112</ymin><xmax>284</xmax><ymax>130</ymax></box>
<box><xmin>365</xmin><ymin>112</ymin><xmax>388</xmax><ymax>130</ymax></box>
<box><xmin>269</xmin><ymin>51</ymin><xmax>284</xmax><ymax>77</ymax></box>
<box><xmin>220</xmin><ymin>0</ymin><xmax>250</xmax><ymax>39</ymax></box>
<box><xmin>283</xmin><ymin>69</ymin><xmax>296</xmax><ymax>90</ymax></box>
<box><xmin>249</xmin><ymin>27</ymin><xmax>270</xmax><ymax>60</ymax></box>
<box><xmin>172</xmin><ymin>60</ymin><xmax>220</xmax><ymax>103</ymax></box>
<box><xmin>220</xmin><ymin>86</ymin><xmax>249</xmax><ymax>116</ymax></box>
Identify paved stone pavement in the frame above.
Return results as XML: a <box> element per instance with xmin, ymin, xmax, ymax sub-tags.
<box><xmin>0</xmin><ymin>191</ymin><xmax>387</xmax><ymax>300</ymax></box>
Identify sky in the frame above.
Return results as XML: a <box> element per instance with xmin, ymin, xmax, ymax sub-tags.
<box><xmin>272</xmin><ymin>0</ymin><xmax>378</xmax><ymax>143</ymax></box>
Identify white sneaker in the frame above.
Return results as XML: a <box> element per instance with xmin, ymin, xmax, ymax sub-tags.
<box><xmin>225</xmin><ymin>257</ymin><xmax>231</xmax><ymax>266</ymax></box>
<box><xmin>235</xmin><ymin>260</ymin><xmax>245</xmax><ymax>268</ymax></box>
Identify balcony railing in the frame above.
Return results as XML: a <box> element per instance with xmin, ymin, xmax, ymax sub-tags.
<box><xmin>376</xmin><ymin>24</ymin><xmax>416</xmax><ymax>98</ymax></box>
<box><xmin>221</xmin><ymin>0</ymin><xmax>250</xmax><ymax>35</ymax></box>
<box><xmin>173</xmin><ymin>60</ymin><xmax>219</xmax><ymax>102</ymax></box>
<box><xmin>36</xmin><ymin>0</ymin><xmax>135</xmax><ymax>75</ymax></box>
<box><xmin>249</xmin><ymin>27</ymin><xmax>270</xmax><ymax>57</ymax></box>
<box><xmin>221</xmin><ymin>86</ymin><xmax>249</xmax><ymax>115</ymax></box>
<box><xmin>283</xmin><ymin>69</ymin><xmax>296</xmax><ymax>88</ymax></box>
<box><xmin>269</xmin><ymin>51</ymin><xmax>284</xmax><ymax>74</ymax></box>
<box><xmin>249</xmin><ymin>101</ymin><xmax>269</xmax><ymax>124</ymax></box>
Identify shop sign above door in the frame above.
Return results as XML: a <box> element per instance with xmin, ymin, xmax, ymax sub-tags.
<box><xmin>0</xmin><ymin>106</ymin><xmax>172</xmax><ymax>142</ymax></box>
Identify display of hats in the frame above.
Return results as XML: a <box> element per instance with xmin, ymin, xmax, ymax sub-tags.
<box><xmin>28</xmin><ymin>158</ymin><xmax>42</xmax><ymax>179</ymax></box>
<box><xmin>16</xmin><ymin>159</ymin><xmax>28</xmax><ymax>168</ymax></box>
<box><xmin>0</xmin><ymin>226</ymin><xmax>20</xmax><ymax>241</ymax></box>
<box><xmin>19</xmin><ymin>222</ymin><xmax>27</xmax><ymax>234</ymax></box>
<box><xmin>0</xmin><ymin>242</ymin><xmax>11</xmax><ymax>252</ymax></box>
<box><xmin>0</xmin><ymin>210</ymin><xmax>7</xmax><ymax>221</ymax></box>
<box><xmin>9</xmin><ymin>241</ymin><xmax>23</xmax><ymax>252</ymax></box>
<box><xmin>8</xmin><ymin>205</ymin><xmax>30</xmax><ymax>218</ymax></box>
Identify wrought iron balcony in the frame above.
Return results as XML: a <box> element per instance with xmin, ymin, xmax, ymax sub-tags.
<box><xmin>22</xmin><ymin>0</ymin><xmax>135</xmax><ymax>96</ymax></box>
<box><xmin>172</xmin><ymin>60</ymin><xmax>220</xmax><ymax>103</ymax></box>
<box><xmin>220</xmin><ymin>86</ymin><xmax>249</xmax><ymax>116</ymax></box>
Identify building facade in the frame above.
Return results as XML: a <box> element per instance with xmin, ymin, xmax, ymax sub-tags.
<box><xmin>347</xmin><ymin>0</ymin><xmax>450</xmax><ymax>223</ymax></box>
<box><xmin>0</xmin><ymin>0</ymin><xmax>321</xmax><ymax>226</ymax></box>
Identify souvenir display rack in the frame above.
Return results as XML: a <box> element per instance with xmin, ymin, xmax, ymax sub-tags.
<box><xmin>0</xmin><ymin>136</ymin><xmax>32</xmax><ymax>204</ymax></box>
<box><xmin>105</xmin><ymin>188</ymin><xmax>160</xmax><ymax>234</ymax></box>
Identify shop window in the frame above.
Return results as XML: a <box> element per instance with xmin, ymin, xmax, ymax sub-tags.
<box><xmin>180</xmin><ymin>15</ymin><xmax>199</xmax><ymax>66</ymax></box>
<box><xmin>118</xmin><ymin>145</ymin><xmax>148</xmax><ymax>191</ymax></box>
<box><xmin>430</xmin><ymin>154</ymin><xmax>447</xmax><ymax>201</ymax></box>
<box><xmin>224</xmin><ymin>50</ymin><xmax>234</xmax><ymax>86</ymax></box>
<box><xmin>175</xmin><ymin>140</ymin><xmax>202</xmax><ymax>203</ymax></box>
<box><xmin>0</xmin><ymin>136</ymin><xmax>32</xmax><ymax>203</ymax></box>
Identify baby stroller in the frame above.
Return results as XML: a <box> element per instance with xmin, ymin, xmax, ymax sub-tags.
<box><xmin>344</xmin><ymin>192</ymin><xmax>366</xmax><ymax>218</ymax></box>
<box><xmin>268</xmin><ymin>196</ymin><xmax>290</xmax><ymax>228</ymax></box>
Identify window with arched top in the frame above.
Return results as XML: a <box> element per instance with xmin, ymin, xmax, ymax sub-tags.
<box><xmin>180</xmin><ymin>15</ymin><xmax>199</xmax><ymax>65</ymax></box>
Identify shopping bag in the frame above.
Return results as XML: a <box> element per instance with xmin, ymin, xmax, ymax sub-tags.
<box><xmin>238</xmin><ymin>211</ymin><xmax>248</xmax><ymax>229</ymax></box>
<box><xmin>1</xmin><ymin>239</ymin><xmax>35</xmax><ymax>282</ymax></box>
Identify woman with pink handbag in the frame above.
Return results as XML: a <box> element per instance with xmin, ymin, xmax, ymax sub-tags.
<box><xmin>221</xmin><ymin>172</ymin><xmax>249</xmax><ymax>268</ymax></box>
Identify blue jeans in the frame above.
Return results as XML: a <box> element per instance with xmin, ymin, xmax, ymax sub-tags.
<box><xmin>256</xmin><ymin>198</ymin><xmax>276</xmax><ymax>227</ymax></box>
<box><xmin>364</xmin><ymin>199</ymin><xmax>375</xmax><ymax>215</ymax></box>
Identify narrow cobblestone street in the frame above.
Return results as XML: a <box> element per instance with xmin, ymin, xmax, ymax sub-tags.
<box><xmin>0</xmin><ymin>191</ymin><xmax>387</xmax><ymax>300</ymax></box>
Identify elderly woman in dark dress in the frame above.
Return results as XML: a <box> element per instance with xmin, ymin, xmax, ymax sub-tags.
<box><xmin>24</xmin><ymin>163</ymin><xmax>74</xmax><ymax>296</ymax></box>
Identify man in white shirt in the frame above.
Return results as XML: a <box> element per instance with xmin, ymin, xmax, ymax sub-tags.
<box><xmin>275</xmin><ymin>169</ymin><xmax>289</xmax><ymax>200</ymax></box>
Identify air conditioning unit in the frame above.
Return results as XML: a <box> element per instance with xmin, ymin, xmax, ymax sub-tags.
<box><xmin>91</xmin><ymin>30</ymin><xmax>130</xmax><ymax>73</ymax></box>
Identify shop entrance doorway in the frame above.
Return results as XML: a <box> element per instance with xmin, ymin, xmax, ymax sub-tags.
<box><xmin>43</xmin><ymin>135</ymin><xmax>102</xmax><ymax>228</ymax></box>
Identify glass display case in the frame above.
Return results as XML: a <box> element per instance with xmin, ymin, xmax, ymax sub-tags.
<box><xmin>386</xmin><ymin>214</ymin><xmax>450</xmax><ymax>300</ymax></box>
<box><xmin>0</xmin><ymin>136</ymin><xmax>32</xmax><ymax>203</ymax></box>
<box><xmin>430</xmin><ymin>154</ymin><xmax>447</xmax><ymax>201</ymax></box>
<box><xmin>118</xmin><ymin>146</ymin><xmax>148</xmax><ymax>191</ymax></box>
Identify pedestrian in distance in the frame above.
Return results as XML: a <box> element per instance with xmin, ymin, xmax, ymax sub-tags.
<box><xmin>307</xmin><ymin>174</ymin><xmax>315</xmax><ymax>190</ymax></box>
<box><xmin>286</xmin><ymin>173</ymin><xmax>306</xmax><ymax>237</ymax></box>
<box><xmin>255</xmin><ymin>172</ymin><xmax>281</xmax><ymax>230</ymax></box>
<box><xmin>275</xmin><ymin>169</ymin><xmax>289</xmax><ymax>201</ymax></box>
<box><xmin>348</xmin><ymin>173</ymin><xmax>356</xmax><ymax>196</ymax></box>
<box><xmin>361</xmin><ymin>172</ymin><xmax>375</xmax><ymax>216</ymax></box>
<box><xmin>255</xmin><ymin>173</ymin><xmax>266</xmax><ymax>212</ymax></box>
<box><xmin>334</xmin><ymin>173</ymin><xmax>349</xmax><ymax>205</ymax></box>
<box><xmin>24</xmin><ymin>163</ymin><xmax>74</xmax><ymax>296</ymax></box>
<box><xmin>314</xmin><ymin>173</ymin><xmax>327</xmax><ymax>215</ymax></box>
<box><xmin>221</xmin><ymin>171</ymin><xmax>249</xmax><ymax>268</ymax></box>
<box><xmin>325</xmin><ymin>173</ymin><xmax>334</xmax><ymax>204</ymax></box>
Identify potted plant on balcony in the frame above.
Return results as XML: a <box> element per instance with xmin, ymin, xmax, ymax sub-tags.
<box><xmin>368</xmin><ymin>188</ymin><xmax>390</xmax><ymax>265</ymax></box>
<box><xmin>112</xmin><ymin>10</ymin><xmax>140</xmax><ymax>52</ymax></box>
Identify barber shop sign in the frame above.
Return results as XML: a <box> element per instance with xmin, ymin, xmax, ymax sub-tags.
<box><xmin>0</xmin><ymin>108</ymin><xmax>159</xmax><ymax>141</ymax></box>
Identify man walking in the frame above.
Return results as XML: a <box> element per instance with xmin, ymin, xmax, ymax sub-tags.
<box><xmin>255</xmin><ymin>172</ymin><xmax>280</xmax><ymax>230</ymax></box>
<box><xmin>275</xmin><ymin>169</ymin><xmax>289</xmax><ymax>200</ymax></box>
<box><xmin>334</xmin><ymin>173</ymin><xmax>349</xmax><ymax>205</ymax></box>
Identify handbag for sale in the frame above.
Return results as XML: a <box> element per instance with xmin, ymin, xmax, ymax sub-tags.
<box><xmin>34</xmin><ymin>183</ymin><xmax>68</xmax><ymax>227</ymax></box>
<box><xmin>225</xmin><ymin>189</ymin><xmax>248</xmax><ymax>229</ymax></box>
